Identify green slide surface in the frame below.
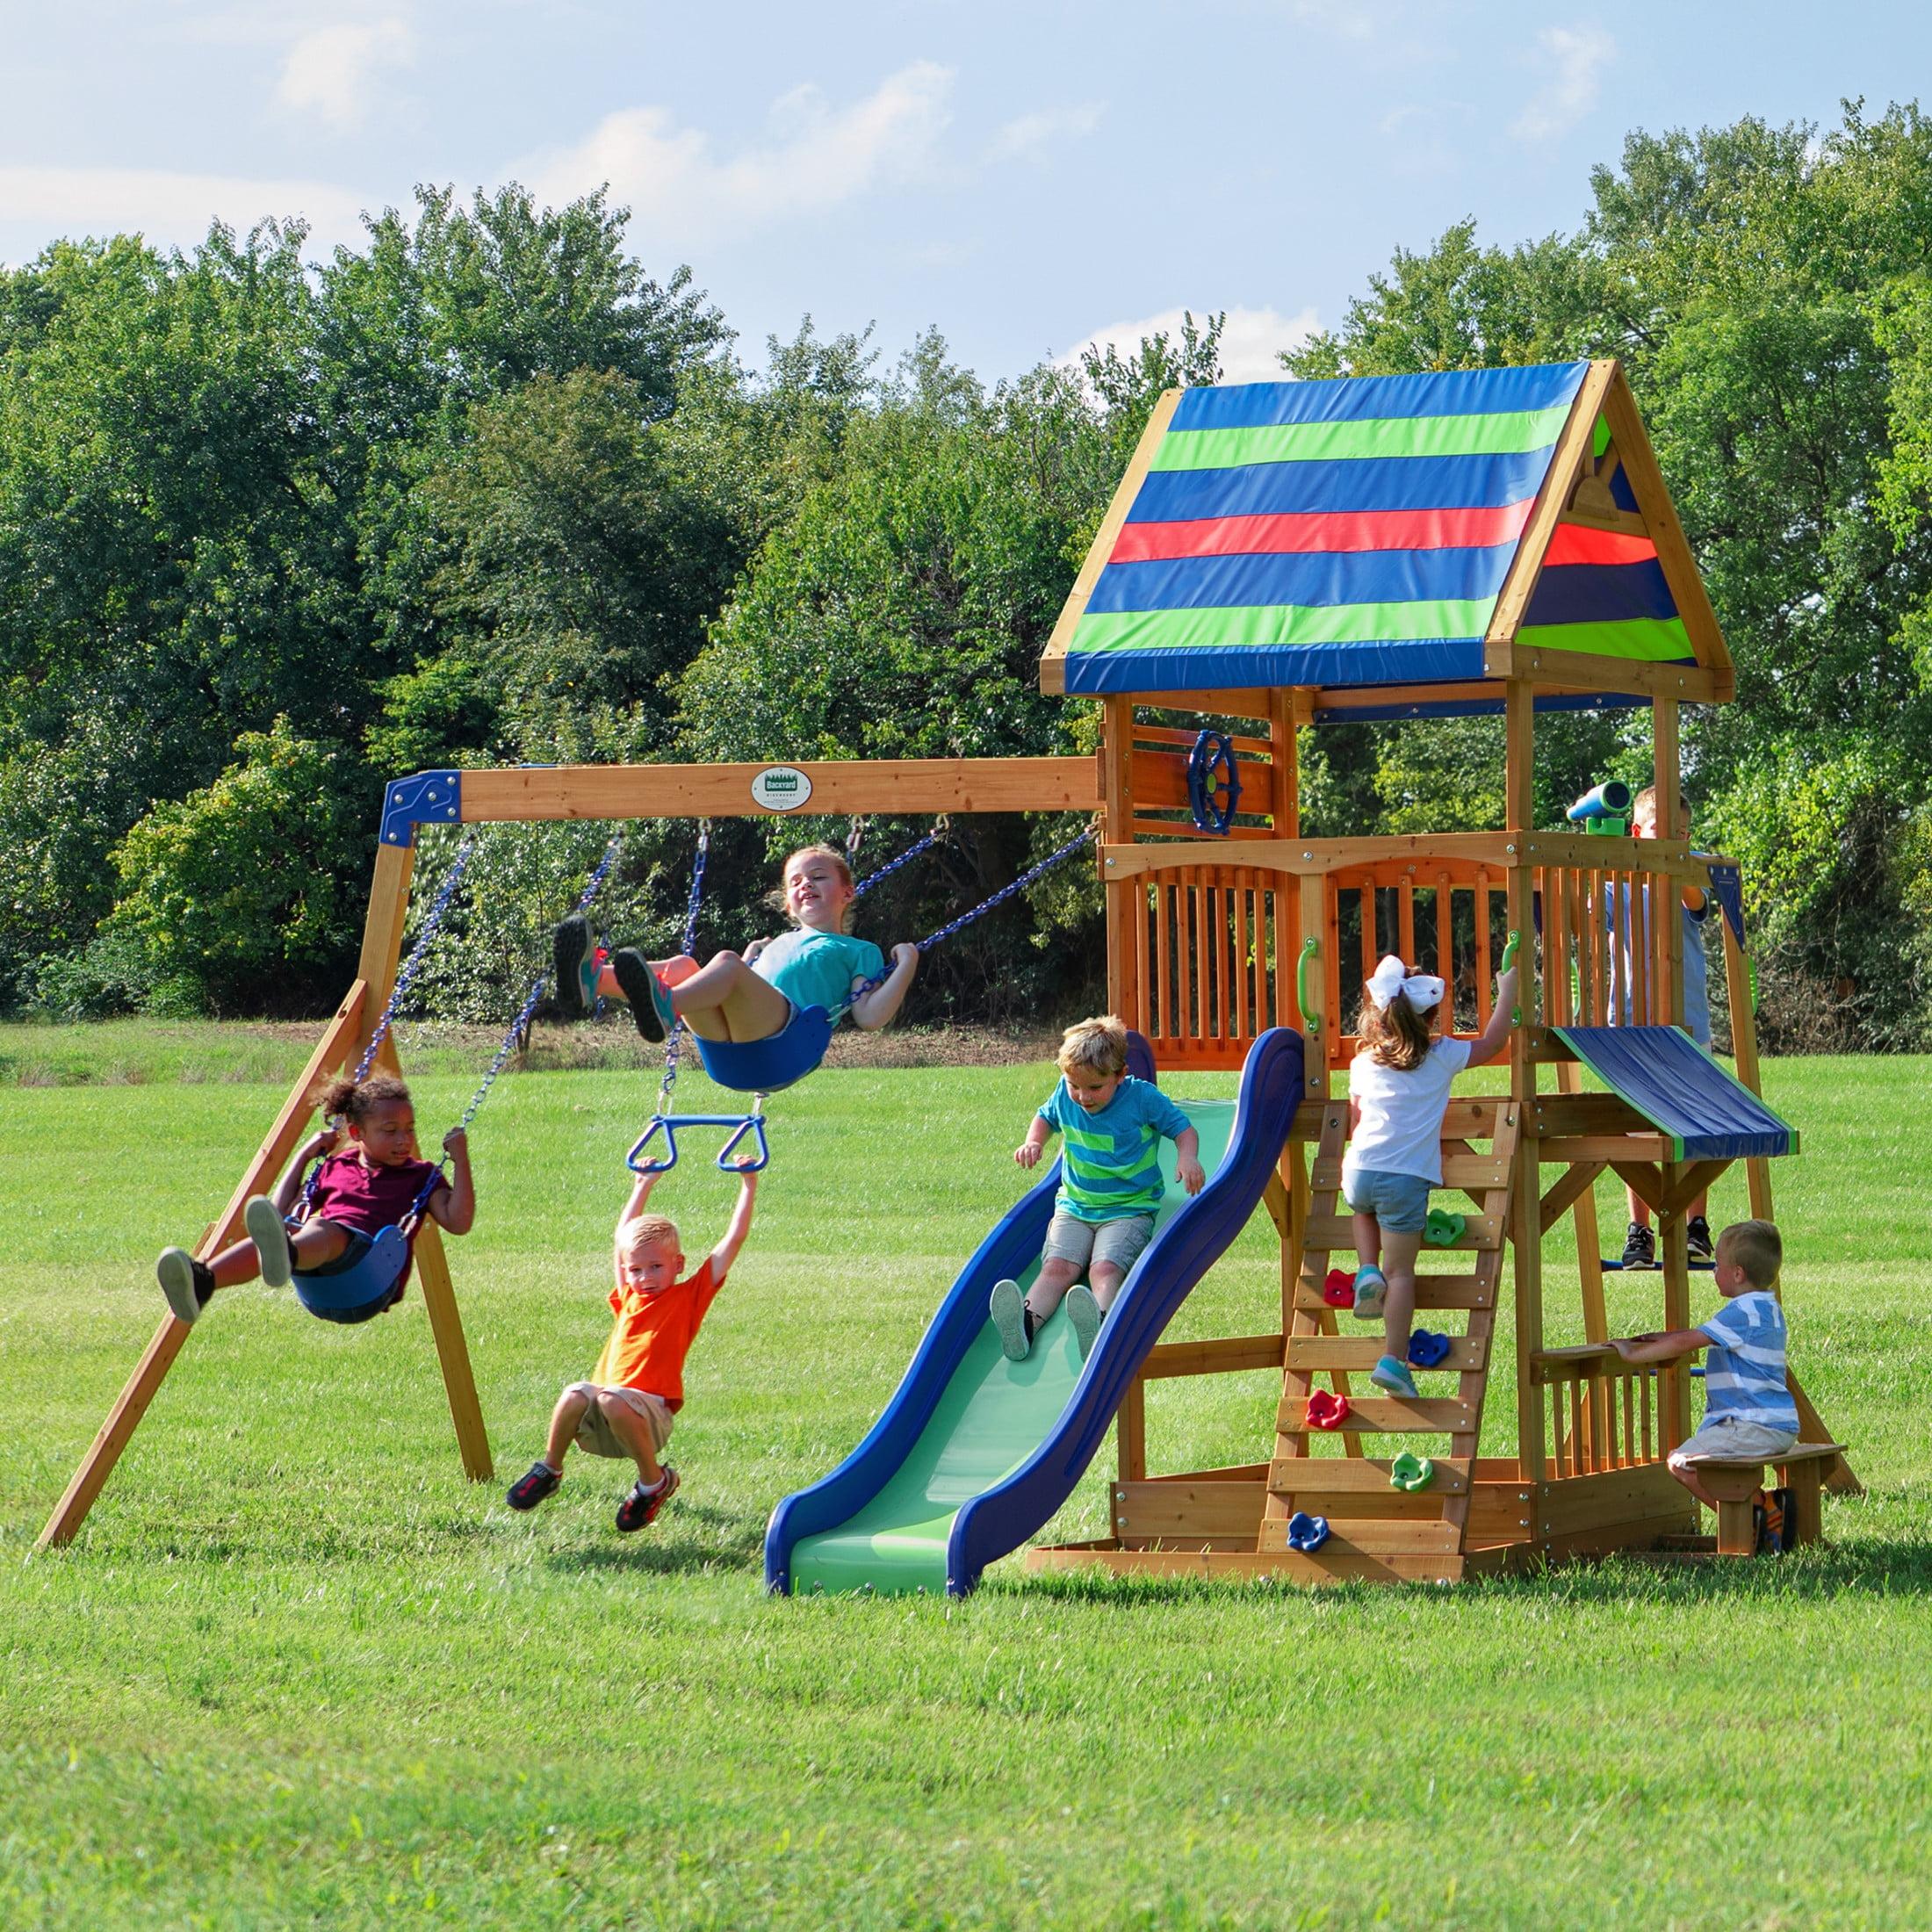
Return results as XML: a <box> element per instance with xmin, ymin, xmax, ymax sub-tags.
<box><xmin>788</xmin><ymin>1099</ymin><xmax>1238</xmax><ymax>1595</ymax></box>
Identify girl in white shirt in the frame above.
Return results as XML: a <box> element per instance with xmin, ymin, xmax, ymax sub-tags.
<box><xmin>1344</xmin><ymin>954</ymin><xmax>1517</xmax><ymax>1398</ymax></box>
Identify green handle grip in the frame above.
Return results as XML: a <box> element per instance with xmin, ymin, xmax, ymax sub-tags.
<box><xmin>1297</xmin><ymin>936</ymin><xmax>1320</xmax><ymax>1032</ymax></box>
<box><xmin>1500</xmin><ymin>931</ymin><xmax>1521</xmax><ymax>1023</ymax></box>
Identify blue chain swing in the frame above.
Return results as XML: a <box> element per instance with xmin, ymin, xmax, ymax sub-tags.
<box><xmin>294</xmin><ymin>834</ymin><xmax>625</xmax><ymax>1323</ymax></box>
<box><xmin>631</xmin><ymin>818</ymin><xmax>1099</xmax><ymax>1166</ymax></box>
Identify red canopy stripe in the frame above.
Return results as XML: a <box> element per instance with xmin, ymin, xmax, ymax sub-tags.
<box><xmin>1109</xmin><ymin>500</ymin><xmax>1534</xmax><ymax>565</ymax></box>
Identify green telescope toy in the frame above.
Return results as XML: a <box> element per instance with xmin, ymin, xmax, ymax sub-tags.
<box><xmin>1568</xmin><ymin>779</ymin><xmax>1633</xmax><ymax>836</ymax></box>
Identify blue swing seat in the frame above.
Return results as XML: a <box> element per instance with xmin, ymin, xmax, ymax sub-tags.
<box><xmin>292</xmin><ymin>1223</ymin><xmax>411</xmax><ymax>1325</ymax></box>
<box><xmin>691</xmin><ymin>1002</ymin><xmax>836</xmax><ymax>1096</ymax></box>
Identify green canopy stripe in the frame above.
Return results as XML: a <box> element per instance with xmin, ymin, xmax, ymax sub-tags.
<box><xmin>1150</xmin><ymin>401</ymin><xmax>1575</xmax><ymax>472</ymax></box>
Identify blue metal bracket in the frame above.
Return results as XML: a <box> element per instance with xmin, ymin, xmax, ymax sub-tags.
<box><xmin>380</xmin><ymin>770</ymin><xmax>464</xmax><ymax>847</ymax></box>
<box><xmin>627</xmin><ymin>1114</ymin><xmax>772</xmax><ymax>1176</ymax></box>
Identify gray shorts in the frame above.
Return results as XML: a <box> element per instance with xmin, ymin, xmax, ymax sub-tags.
<box><xmin>1043</xmin><ymin>1210</ymin><xmax>1156</xmax><ymax>1275</ymax></box>
<box><xmin>1343</xmin><ymin>1168</ymin><xmax>1432</xmax><ymax>1235</ymax></box>
<box><xmin>1669</xmin><ymin>1415</ymin><xmax>1799</xmax><ymax>1469</ymax></box>
<box><xmin>566</xmin><ymin>1383</ymin><xmax>675</xmax><ymax>1460</ymax></box>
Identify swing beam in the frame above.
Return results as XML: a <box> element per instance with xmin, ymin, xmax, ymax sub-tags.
<box><xmin>40</xmin><ymin>754</ymin><xmax>1101</xmax><ymax>1548</ymax></box>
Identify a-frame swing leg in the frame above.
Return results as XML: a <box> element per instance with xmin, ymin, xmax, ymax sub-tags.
<box><xmin>37</xmin><ymin>980</ymin><xmax>371</xmax><ymax>1549</ymax></box>
<box><xmin>357</xmin><ymin>842</ymin><xmax>493</xmax><ymax>1484</ymax></box>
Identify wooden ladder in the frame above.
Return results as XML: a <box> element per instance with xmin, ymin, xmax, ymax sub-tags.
<box><xmin>1260</xmin><ymin>1097</ymin><xmax>1519</xmax><ymax>1582</ymax></box>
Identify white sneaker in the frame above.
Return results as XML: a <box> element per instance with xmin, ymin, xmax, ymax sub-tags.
<box><xmin>1064</xmin><ymin>1284</ymin><xmax>1103</xmax><ymax>1359</ymax></box>
<box><xmin>989</xmin><ymin>1279</ymin><xmax>1029</xmax><ymax>1360</ymax></box>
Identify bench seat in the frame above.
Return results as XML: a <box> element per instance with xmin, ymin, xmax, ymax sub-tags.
<box><xmin>1690</xmin><ymin>1443</ymin><xmax>1846</xmax><ymax>1555</ymax></box>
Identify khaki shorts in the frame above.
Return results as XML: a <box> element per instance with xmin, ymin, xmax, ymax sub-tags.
<box><xmin>567</xmin><ymin>1382</ymin><xmax>675</xmax><ymax>1460</ymax></box>
<box><xmin>1668</xmin><ymin>1415</ymin><xmax>1799</xmax><ymax>1469</ymax></box>
<box><xmin>1042</xmin><ymin>1210</ymin><xmax>1156</xmax><ymax>1274</ymax></box>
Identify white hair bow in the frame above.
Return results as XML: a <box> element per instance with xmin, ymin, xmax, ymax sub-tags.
<box><xmin>1366</xmin><ymin>955</ymin><xmax>1445</xmax><ymax>1013</ymax></box>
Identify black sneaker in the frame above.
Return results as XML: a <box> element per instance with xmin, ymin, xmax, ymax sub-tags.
<box><xmin>1686</xmin><ymin>1216</ymin><xmax>1714</xmax><ymax>1264</ymax></box>
<box><xmin>552</xmin><ymin>915</ymin><xmax>597</xmax><ymax>1019</ymax></box>
<box><xmin>609</xmin><ymin>948</ymin><xmax>668</xmax><ymax>1043</ymax></box>
<box><xmin>1766</xmin><ymin>1484</ymin><xmax>1798</xmax><ymax>1554</ymax></box>
<box><xmin>616</xmin><ymin>1466</ymin><xmax>679</xmax><ymax>1532</ymax></box>
<box><xmin>1620</xmin><ymin>1222</ymin><xmax>1657</xmax><ymax>1270</ymax></box>
<box><xmin>506</xmin><ymin>1461</ymin><xmax>562</xmax><ymax>1511</ymax></box>
<box><xmin>157</xmin><ymin>1248</ymin><xmax>215</xmax><ymax>1325</ymax></box>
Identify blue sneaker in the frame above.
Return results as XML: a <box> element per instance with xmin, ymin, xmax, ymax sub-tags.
<box><xmin>1352</xmin><ymin>1267</ymin><xmax>1388</xmax><ymax>1321</ymax></box>
<box><xmin>552</xmin><ymin>915</ymin><xmax>601</xmax><ymax>1019</ymax></box>
<box><xmin>610</xmin><ymin>948</ymin><xmax>673</xmax><ymax>1044</ymax></box>
<box><xmin>1370</xmin><ymin>1354</ymin><xmax>1420</xmax><ymax>1399</ymax></box>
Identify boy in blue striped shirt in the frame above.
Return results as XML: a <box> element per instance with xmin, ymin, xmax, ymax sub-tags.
<box><xmin>991</xmin><ymin>1016</ymin><xmax>1203</xmax><ymax>1362</ymax></box>
<box><xmin>1608</xmin><ymin>1219</ymin><xmax>1799</xmax><ymax>1510</ymax></box>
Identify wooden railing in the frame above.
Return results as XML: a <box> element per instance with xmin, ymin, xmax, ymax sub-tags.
<box><xmin>1532</xmin><ymin>1347</ymin><xmax>1670</xmax><ymax>1477</ymax></box>
<box><xmin>1101</xmin><ymin>832</ymin><xmax>1722</xmax><ymax>1072</ymax></box>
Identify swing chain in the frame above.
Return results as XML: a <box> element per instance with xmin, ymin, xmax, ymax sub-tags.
<box><xmin>844</xmin><ymin>820</ymin><xmax>1096</xmax><ymax>1009</ymax></box>
<box><xmin>852</xmin><ymin>819</ymin><xmax>947</xmax><ymax>900</ymax></box>
<box><xmin>654</xmin><ymin>823</ymin><xmax>710</xmax><ymax>1114</ymax></box>
<box><xmin>348</xmin><ymin>832</ymin><xmax>478</xmax><ymax>1087</ymax></box>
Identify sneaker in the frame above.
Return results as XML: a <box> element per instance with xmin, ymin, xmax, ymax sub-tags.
<box><xmin>990</xmin><ymin>1278</ymin><xmax>1030</xmax><ymax>1360</ymax></box>
<box><xmin>616</xmin><ymin>1466</ymin><xmax>679</xmax><ymax>1532</ymax></box>
<box><xmin>1370</xmin><ymin>1354</ymin><xmax>1420</xmax><ymax>1399</ymax></box>
<box><xmin>1352</xmin><ymin>1267</ymin><xmax>1387</xmax><ymax>1321</ymax></box>
<box><xmin>610</xmin><ymin>948</ymin><xmax>671</xmax><ymax>1044</ymax></box>
<box><xmin>1763</xmin><ymin>1484</ymin><xmax>1798</xmax><ymax>1554</ymax></box>
<box><xmin>552</xmin><ymin>914</ymin><xmax>599</xmax><ymax>1020</ymax></box>
<box><xmin>157</xmin><ymin>1247</ymin><xmax>213</xmax><ymax>1326</ymax></box>
<box><xmin>1686</xmin><ymin>1215</ymin><xmax>1714</xmax><ymax>1264</ymax></box>
<box><xmin>1620</xmin><ymin>1222</ymin><xmax>1657</xmax><ymax>1271</ymax></box>
<box><xmin>506</xmin><ymin>1461</ymin><xmax>561</xmax><ymax>1511</ymax></box>
<box><xmin>243</xmin><ymin>1196</ymin><xmax>293</xmax><ymax>1288</ymax></box>
<box><xmin>1064</xmin><ymin>1283</ymin><xmax>1103</xmax><ymax>1359</ymax></box>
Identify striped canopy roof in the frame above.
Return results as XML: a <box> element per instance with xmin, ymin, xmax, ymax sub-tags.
<box><xmin>1045</xmin><ymin>359</ymin><xmax>1724</xmax><ymax>711</ymax></box>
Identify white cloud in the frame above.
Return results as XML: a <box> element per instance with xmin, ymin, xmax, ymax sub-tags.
<box><xmin>1061</xmin><ymin>304</ymin><xmax>1321</xmax><ymax>386</ymax></box>
<box><xmin>988</xmin><ymin>103</ymin><xmax>1104</xmax><ymax>163</ymax></box>
<box><xmin>0</xmin><ymin>164</ymin><xmax>369</xmax><ymax>256</ymax></box>
<box><xmin>276</xmin><ymin>18</ymin><xmax>417</xmax><ymax>130</ymax></box>
<box><xmin>1510</xmin><ymin>25</ymin><xmax>1614</xmax><ymax>144</ymax></box>
<box><xmin>519</xmin><ymin>61</ymin><xmax>955</xmax><ymax>247</ymax></box>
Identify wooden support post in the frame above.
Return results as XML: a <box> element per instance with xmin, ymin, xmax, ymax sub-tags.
<box><xmin>357</xmin><ymin>841</ymin><xmax>493</xmax><ymax>1484</ymax></box>
<box><xmin>1103</xmin><ymin>696</ymin><xmax>1138</xmax><ymax>1026</ymax></box>
<box><xmin>38</xmin><ymin>980</ymin><xmax>371</xmax><ymax>1549</ymax></box>
<box><xmin>1505</xmin><ymin>680</ymin><xmax>1546</xmax><ymax>1483</ymax></box>
<box><xmin>1654</xmin><ymin>697</ymin><xmax>1685</xmax><ymax>1030</ymax></box>
<box><xmin>1720</xmin><ymin>917</ymin><xmax>1775</xmax><ymax>1222</ymax></box>
<box><xmin>1659</xmin><ymin>1158</ymin><xmax>1693</xmax><ymax>1451</ymax></box>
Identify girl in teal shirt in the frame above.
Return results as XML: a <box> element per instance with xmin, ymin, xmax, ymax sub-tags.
<box><xmin>555</xmin><ymin>843</ymin><xmax>919</xmax><ymax>1049</ymax></box>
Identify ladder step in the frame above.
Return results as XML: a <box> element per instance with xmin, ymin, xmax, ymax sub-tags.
<box><xmin>1277</xmin><ymin>1394</ymin><xmax>1476</xmax><ymax>1434</ymax></box>
<box><xmin>1257</xmin><ymin>1517</ymin><xmax>1463</xmax><ymax>1555</ymax></box>
<box><xmin>1295</xmin><ymin>1275</ymin><xmax>1496</xmax><ymax>1313</ymax></box>
<box><xmin>1306</xmin><ymin>1213</ymin><xmax>1501</xmax><ymax>1251</ymax></box>
<box><xmin>1285</xmin><ymin>1337</ymin><xmax>1487</xmax><ymax>1373</ymax></box>
<box><xmin>1267</xmin><ymin>1456</ymin><xmax>1471</xmax><ymax>1495</ymax></box>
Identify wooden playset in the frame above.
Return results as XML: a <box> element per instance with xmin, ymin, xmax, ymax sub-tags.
<box><xmin>43</xmin><ymin>355</ymin><xmax>1851</xmax><ymax>1582</ymax></box>
<box><xmin>1020</xmin><ymin>354</ymin><xmax>1853</xmax><ymax>1582</ymax></box>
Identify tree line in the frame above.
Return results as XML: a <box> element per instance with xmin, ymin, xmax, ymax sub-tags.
<box><xmin>5</xmin><ymin>103</ymin><xmax>1932</xmax><ymax>1048</ymax></box>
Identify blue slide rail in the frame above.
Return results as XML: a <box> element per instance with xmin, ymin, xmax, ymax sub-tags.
<box><xmin>764</xmin><ymin>1026</ymin><xmax>1305</xmax><ymax>1597</ymax></box>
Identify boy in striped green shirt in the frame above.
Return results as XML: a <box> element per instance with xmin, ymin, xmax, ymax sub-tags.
<box><xmin>991</xmin><ymin>1016</ymin><xmax>1203</xmax><ymax>1361</ymax></box>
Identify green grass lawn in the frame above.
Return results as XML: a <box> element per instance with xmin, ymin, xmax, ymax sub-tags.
<box><xmin>2</xmin><ymin>1025</ymin><xmax>1928</xmax><ymax>1928</ymax></box>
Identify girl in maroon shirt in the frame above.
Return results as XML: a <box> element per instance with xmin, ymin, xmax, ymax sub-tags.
<box><xmin>156</xmin><ymin>1072</ymin><xmax>476</xmax><ymax>1325</ymax></box>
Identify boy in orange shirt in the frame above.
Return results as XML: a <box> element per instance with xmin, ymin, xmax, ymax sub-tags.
<box><xmin>506</xmin><ymin>1166</ymin><xmax>757</xmax><ymax>1532</ymax></box>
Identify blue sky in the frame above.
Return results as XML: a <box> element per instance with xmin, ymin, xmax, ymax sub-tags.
<box><xmin>4</xmin><ymin>2</ymin><xmax>1928</xmax><ymax>382</ymax></box>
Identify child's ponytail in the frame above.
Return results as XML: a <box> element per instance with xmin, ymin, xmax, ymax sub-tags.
<box><xmin>310</xmin><ymin>1071</ymin><xmax>413</xmax><ymax>1122</ymax></box>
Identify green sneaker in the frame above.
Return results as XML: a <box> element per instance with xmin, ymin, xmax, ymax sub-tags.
<box><xmin>244</xmin><ymin>1196</ymin><xmax>293</xmax><ymax>1289</ymax></box>
<box><xmin>1352</xmin><ymin>1266</ymin><xmax>1388</xmax><ymax>1321</ymax></box>
<box><xmin>552</xmin><ymin>915</ymin><xmax>601</xmax><ymax>1020</ymax></box>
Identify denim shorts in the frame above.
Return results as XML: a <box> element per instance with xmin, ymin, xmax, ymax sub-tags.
<box><xmin>1043</xmin><ymin>1210</ymin><xmax>1156</xmax><ymax>1274</ymax></box>
<box><xmin>1342</xmin><ymin>1169</ymin><xmax>1432</xmax><ymax>1235</ymax></box>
